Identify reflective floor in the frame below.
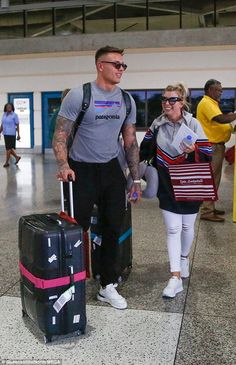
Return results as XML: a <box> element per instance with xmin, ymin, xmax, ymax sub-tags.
<box><xmin>0</xmin><ymin>153</ymin><xmax>235</xmax><ymax>365</ymax></box>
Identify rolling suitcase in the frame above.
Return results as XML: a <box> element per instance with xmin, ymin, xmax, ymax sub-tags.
<box><xmin>18</xmin><ymin>181</ymin><xmax>86</xmax><ymax>343</ymax></box>
<box><xmin>90</xmin><ymin>202</ymin><xmax>132</xmax><ymax>282</ymax></box>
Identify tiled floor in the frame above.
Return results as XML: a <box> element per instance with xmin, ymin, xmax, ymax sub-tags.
<box><xmin>0</xmin><ymin>153</ymin><xmax>235</xmax><ymax>365</ymax></box>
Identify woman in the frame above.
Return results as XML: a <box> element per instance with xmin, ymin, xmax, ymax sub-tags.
<box><xmin>141</xmin><ymin>83</ymin><xmax>212</xmax><ymax>298</ymax></box>
<box><xmin>0</xmin><ymin>103</ymin><xmax>21</xmax><ymax>167</ymax></box>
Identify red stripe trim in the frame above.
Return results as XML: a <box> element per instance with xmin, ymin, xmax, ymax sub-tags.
<box><xmin>19</xmin><ymin>262</ymin><xmax>86</xmax><ymax>289</ymax></box>
<box><xmin>157</xmin><ymin>146</ymin><xmax>186</xmax><ymax>165</ymax></box>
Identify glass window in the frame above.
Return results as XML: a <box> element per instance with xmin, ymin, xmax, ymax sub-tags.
<box><xmin>189</xmin><ymin>89</ymin><xmax>204</xmax><ymax>117</ymax></box>
<box><xmin>27</xmin><ymin>9</ymin><xmax>53</xmax><ymax>37</ymax></box>
<box><xmin>189</xmin><ymin>88</ymin><xmax>236</xmax><ymax>117</ymax></box>
<box><xmin>217</xmin><ymin>1</ymin><xmax>236</xmax><ymax>27</ymax></box>
<box><xmin>128</xmin><ymin>90</ymin><xmax>146</xmax><ymax>128</ymax></box>
<box><xmin>55</xmin><ymin>6</ymin><xmax>83</xmax><ymax>36</ymax></box>
<box><xmin>220</xmin><ymin>89</ymin><xmax>235</xmax><ymax>114</ymax></box>
<box><xmin>0</xmin><ymin>12</ymin><xmax>24</xmax><ymax>39</ymax></box>
<box><xmin>181</xmin><ymin>0</ymin><xmax>214</xmax><ymax>29</ymax></box>
<box><xmin>128</xmin><ymin>89</ymin><xmax>164</xmax><ymax>129</ymax></box>
<box><xmin>85</xmin><ymin>4</ymin><xmax>115</xmax><ymax>34</ymax></box>
<box><xmin>116</xmin><ymin>2</ymin><xmax>147</xmax><ymax>32</ymax></box>
<box><xmin>149</xmin><ymin>1</ymin><xmax>180</xmax><ymax>30</ymax></box>
<box><xmin>147</xmin><ymin>90</ymin><xmax>163</xmax><ymax>126</ymax></box>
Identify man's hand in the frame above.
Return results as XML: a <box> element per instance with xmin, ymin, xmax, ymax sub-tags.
<box><xmin>57</xmin><ymin>165</ymin><xmax>75</xmax><ymax>182</ymax></box>
<box><xmin>128</xmin><ymin>182</ymin><xmax>142</xmax><ymax>204</ymax></box>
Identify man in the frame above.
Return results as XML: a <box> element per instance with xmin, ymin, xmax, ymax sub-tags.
<box><xmin>52</xmin><ymin>45</ymin><xmax>141</xmax><ymax>309</ymax></box>
<box><xmin>196</xmin><ymin>79</ymin><xmax>236</xmax><ymax>222</ymax></box>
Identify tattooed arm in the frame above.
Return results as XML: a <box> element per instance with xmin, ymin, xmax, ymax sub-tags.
<box><xmin>52</xmin><ymin>115</ymin><xmax>75</xmax><ymax>181</ymax></box>
<box><xmin>122</xmin><ymin>123</ymin><xmax>141</xmax><ymax>202</ymax></box>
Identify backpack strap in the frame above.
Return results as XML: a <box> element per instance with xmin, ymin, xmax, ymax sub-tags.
<box><xmin>121</xmin><ymin>89</ymin><xmax>132</xmax><ymax>123</ymax></box>
<box><xmin>71</xmin><ymin>82</ymin><xmax>91</xmax><ymax>140</ymax></box>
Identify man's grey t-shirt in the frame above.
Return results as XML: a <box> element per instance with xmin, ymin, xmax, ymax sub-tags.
<box><xmin>58</xmin><ymin>81</ymin><xmax>136</xmax><ymax>163</ymax></box>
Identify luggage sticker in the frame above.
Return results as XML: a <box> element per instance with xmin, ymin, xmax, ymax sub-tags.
<box><xmin>53</xmin><ymin>286</ymin><xmax>74</xmax><ymax>313</ymax></box>
<box><xmin>91</xmin><ymin>233</ymin><xmax>102</xmax><ymax>246</ymax></box>
<box><xmin>48</xmin><ymin>254</ymin><xmax>57</xmax><ymax>263</ymax></box>
<box><xmin>74</xmin><ymin>239</ymin><xmax>82</xmax><ymax>248</ymax></box>
<box><xmin>73</xmin><ymin>314</ymin><xmax>80</xmax><ymax>324</ymax></box>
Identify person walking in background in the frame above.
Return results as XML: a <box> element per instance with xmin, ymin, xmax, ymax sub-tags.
<box><xmin>141</xmin><ymin>83</ymin><xmax>212</xmax><ymax>298</ymax></box>
<box><xmin>0</xmin><ymin>102</ymin><xmax>21</xmax><ymax>168</ymax></box>
<box><xmin>197</xmin><ymin>79</ymin><xmax>236</xmax><ymax>222</ymax></box>
<box><xmin>52</xmin><ymin>45</ymin><xmax>141</xmax><ymax>309</ymax></box>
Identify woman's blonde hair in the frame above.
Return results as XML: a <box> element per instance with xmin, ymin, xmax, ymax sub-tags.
<box><xmin>164</xmin><ymin>83</ymin><xmax>191</xmax><ymax>111</ymax></box>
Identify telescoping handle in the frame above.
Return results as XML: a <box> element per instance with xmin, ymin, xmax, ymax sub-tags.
<box><xmin>60</xmin><ymin>180</ymin><xmax>74</xmax><ymax>218</ymax></box>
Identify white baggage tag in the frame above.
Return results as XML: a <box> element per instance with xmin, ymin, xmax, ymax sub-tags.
<box><xmin>94</xmin><ymin>235</ymin><xmax>102</xmax><ymax>246</ymax></box>
<box><xmin>53</xmin><ymin>285</ymin><xmax>75</xmax><ymax>313</ymax></box>
<box><xmin>73</xmin><ymin>314</ymin><xmax>80</xmax><ymax>324</ymax></box>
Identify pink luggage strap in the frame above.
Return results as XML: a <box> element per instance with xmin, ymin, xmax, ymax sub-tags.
<box><xmin>19</xmin><ymin>262</ymin><xmax>86</xmax><ymax>289</ymax></box>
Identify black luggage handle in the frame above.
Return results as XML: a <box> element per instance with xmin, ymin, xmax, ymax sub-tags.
<box><xmin>60</xmin><ymin>180</ymin><xmax>74</xmax><ymax>218</ymax></box>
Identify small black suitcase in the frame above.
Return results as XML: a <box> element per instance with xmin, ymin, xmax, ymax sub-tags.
<box><xmin>19</xmin><ymin>181</ymin><xmax>86</xmax><ymax>343</ymax></box>
<box><xmin>90</xmin><ymin>202</ymin><xmax>132</xmax><ymax>282</ymax></box>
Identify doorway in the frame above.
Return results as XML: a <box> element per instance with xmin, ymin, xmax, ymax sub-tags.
<box><xmin>8</xmin><ymin>93</ymin><xmax>34</xmax><ymax>148</ymax></box>
<box><xmin>42</xmin><ymin>91</ymin><xmax>61</xmax><ymax>152</ymax></box>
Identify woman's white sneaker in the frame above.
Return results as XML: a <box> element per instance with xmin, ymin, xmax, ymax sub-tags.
<box><xmin>97</xmin><ymin>283</ymin><xmax>127</xmax><ymax>309</ymax></box>
<box><xmin>181</xmin><ymin>257</ymin><xmax>190</xmax><ymax>278</ymax></box>
<box><xmin>162</xmin><ymin>277</ymin><xmax>183</xmax><ymax>298</ymax></box>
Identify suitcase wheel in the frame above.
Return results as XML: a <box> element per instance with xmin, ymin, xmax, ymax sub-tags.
<box><xmin>93</xmin><ymin>274</ymin><xmax>100</xmax><ymax>281</ymax></box>
<box><xmin>77</xmin><ymin>329</ymin><xmax>85</xmax><ymax>336</ymax></box>
<box><xmin>22</xmin><ymin>309</ymin><xmax>27</xmax><ymax>318</ymax></box>
<box><xmin>44</xmin><ymin>335</ymin><xmax>52</xmax><ymax>344</ymax></box>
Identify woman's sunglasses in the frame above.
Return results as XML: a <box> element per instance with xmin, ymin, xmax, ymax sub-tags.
<box><xmin>161</xmin><ymin>96</ymin><xmax>183</xmax><ymax>105</ymax></box>
<box><xmin>101</xmin><ymin>61</ymin><xmax>128</xmax><ymax>70</ymax></box>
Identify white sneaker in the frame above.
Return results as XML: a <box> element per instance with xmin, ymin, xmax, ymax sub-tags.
<box><xmin>162</xmin><ymin>277</ymin><xmax>183</xmax><ymax>298</ymax></box>
<box><xmin>181</xmin><ymin>257</ymin><xmax>190</xmax><ymax>278</ymax></box>
<box><xmin>97</xmin><ymin>283</ymin><xmax>127</xmax><ymax>309</ymax></box>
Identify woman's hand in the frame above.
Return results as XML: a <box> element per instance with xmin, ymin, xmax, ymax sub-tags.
<box><xmin>184</xmin><ymin>144</ymin><xmax>195</xmax><ymax>154</ymax></box>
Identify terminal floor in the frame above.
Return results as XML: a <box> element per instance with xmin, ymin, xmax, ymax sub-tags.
<box><xmin>0</xmin><ymin>154</ymin><xmax>235</xmax><ymax>365</ymax></box>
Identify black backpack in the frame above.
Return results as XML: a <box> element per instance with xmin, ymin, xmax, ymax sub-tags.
<box><xmin>68</xmin><ymin>82</ymin><xmax>132</xmax><ymax>150</ymax></box>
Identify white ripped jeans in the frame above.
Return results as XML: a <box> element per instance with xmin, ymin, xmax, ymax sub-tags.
<box><xmin>161</xmin><ymin>210</ymin><xmax>197</xmax><ymax>273</ymax></box>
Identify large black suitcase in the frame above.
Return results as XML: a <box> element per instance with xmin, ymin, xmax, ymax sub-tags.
<box><xmin>90</xmin><ymin>202</ymin><xmax>132</xmax><ymax>282</ymax></box>
<box><xmin>18</xmin><ymin>182</ymin><xmax>86</xmax><ymax>343</ymax></box>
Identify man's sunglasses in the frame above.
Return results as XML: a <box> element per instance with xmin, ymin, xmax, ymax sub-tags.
<box><xmin>101</xmin><ymin>61</ymin><xmax>128</xmax><ymax>70</ymax></box>
<box><xmin>161</xmin><ymin>96</ymin><xmax>183</xmax><ymax>105</ymax></box>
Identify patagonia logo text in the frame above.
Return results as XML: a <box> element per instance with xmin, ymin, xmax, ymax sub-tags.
<box><xmin>95</xmin><ymin>114</ymin><xmax>120</xmax><ymax>120</ymax></box>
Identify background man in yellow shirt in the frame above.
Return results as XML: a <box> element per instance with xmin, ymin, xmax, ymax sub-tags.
<box><xmin>197</xmin><ymin>79</ymin><xmax>236</xmax><ymax>222</ymax></box>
